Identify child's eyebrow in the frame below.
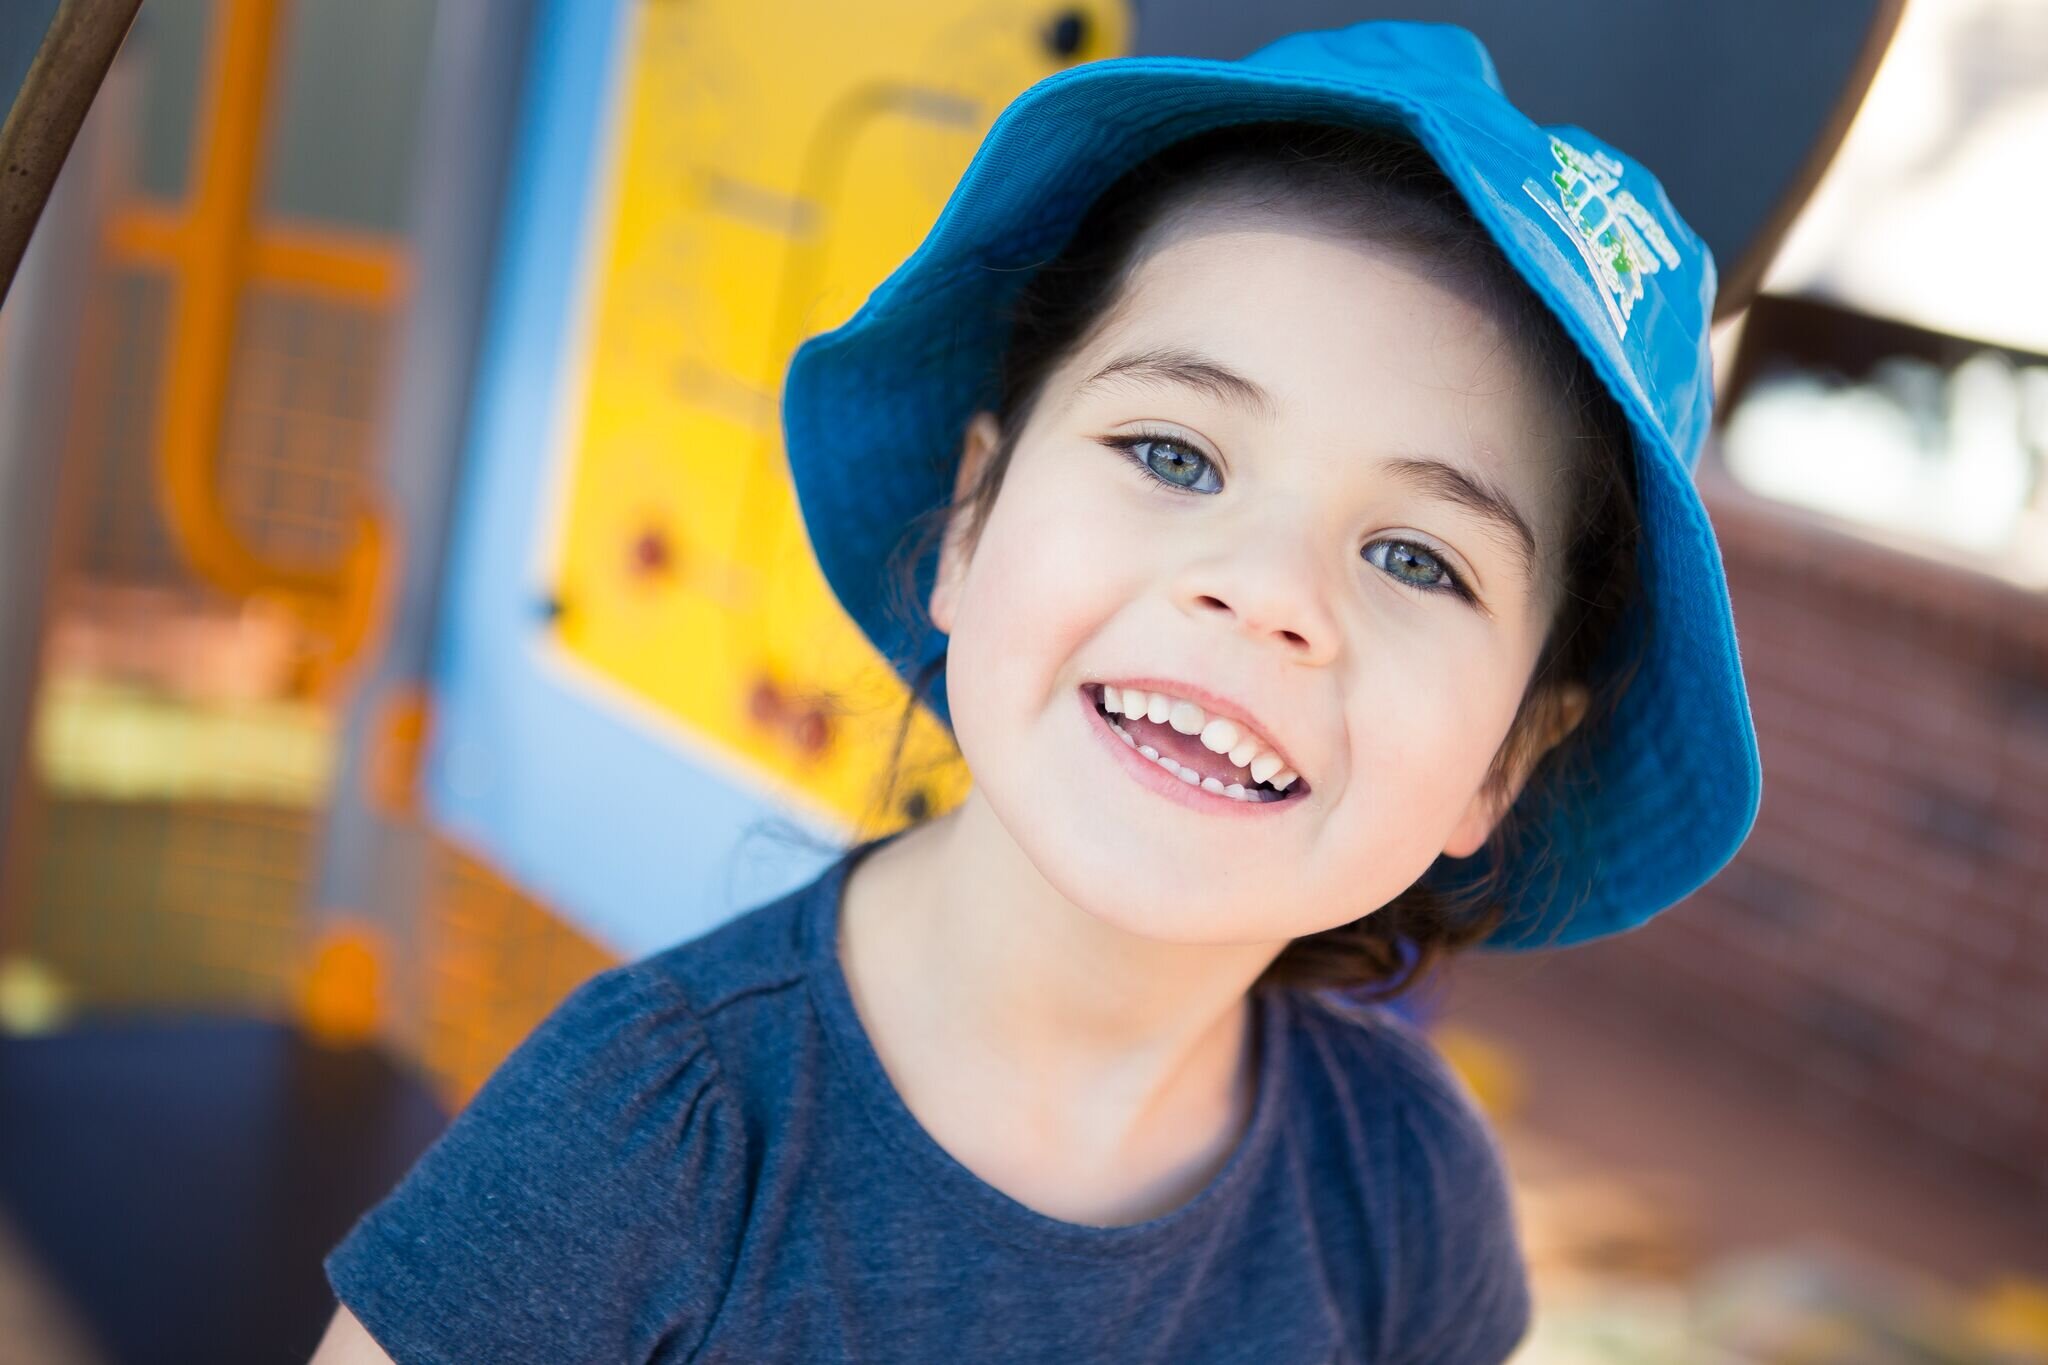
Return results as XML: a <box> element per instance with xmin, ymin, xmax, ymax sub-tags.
<box><xmin>1076</xmin><ymin>346</ymin><xmax>1280</xmax><ymax>423</ymax></box>
<box><xmin>1075</xmin><ymin>345</ymin><xmax>1538</xmax><ymax>585</ymax></box>
<box><xmin>1377</xmin><ymin>455</ymin><xmax>1537</xmax><ymax>587</ymax></box>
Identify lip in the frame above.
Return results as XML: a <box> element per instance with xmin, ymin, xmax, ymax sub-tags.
<box><xmin>1075</xmin><ymin>686</ymin><xmax>1307</xmax><ymax>816</ymax></box>
<box><xmin>1085</xmin><ymin>675</ymin><xmax>1306</xmax><ymax>786</ymax></box>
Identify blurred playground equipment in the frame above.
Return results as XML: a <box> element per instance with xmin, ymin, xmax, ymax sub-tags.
<box><xmin>5</xmin><ymin>1</ymin><xmax>2047</xmax><ymax>1363</ymax></box>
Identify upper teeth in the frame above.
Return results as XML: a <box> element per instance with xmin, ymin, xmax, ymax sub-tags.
<box><xmin>1100</xmin><ymin>684</ymin><xmax>1298</xmax><ymax>791</ymax></box>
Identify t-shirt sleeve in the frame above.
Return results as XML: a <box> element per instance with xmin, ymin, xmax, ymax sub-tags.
<box><xmin>1379</xmin><ymin>1028</ymin><xmax>1534</xmax><ymax>1365</ymax></box>
<box><xmin>323</xmin><ymin>962</ymin><xmax>749</xmax><ymax>1365</ymax></box>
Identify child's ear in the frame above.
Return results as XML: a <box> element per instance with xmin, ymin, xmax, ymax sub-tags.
<box><xmin>928</xmin><ymin>411</ymin><xmax>1001</xmax><ymax>636</ymax></box>
<box><xmin>1440</xmin><ymin>681</ymin><xmax>1591</xmax><ymax>859</ymax></box>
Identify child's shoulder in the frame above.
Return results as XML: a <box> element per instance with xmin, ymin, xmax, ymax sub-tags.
<box><xmin>323</xmin><ymin>910</ymin><xmax>795</xmax><ymax>1362</ymax></box>
<box><xmin>1287</xmin><ymin>990</ymin><xmax>1478</xmax><ymax>1095</ymax></box>
<box><xmin>631</xmin><ymin>858</ymin><xmax>826</xmax><ymax>1015</ymax></box>
<box><xmin>1280</xmin><ymin>991</ymin><xmax>1531</xmax><ymax>1358</ymax></box>
<box><xmin>321</xmin><ymin>861</ymin><xmax>854</xmax><ymax>1362</ymax></box>
<box><xmin>466</xmin><ymin>869</ymin><xmax>816</xmax><ymax>1113</ymax></box>
<box><xmin>611</xmin><ymin>853</ymin><xmax>850</xmax><ymax>1116</ymax></box>
<box><xmin>1280</xmin><ymin>989</ymin><xmax>1511</xmax><ymax>1170</ymax></box>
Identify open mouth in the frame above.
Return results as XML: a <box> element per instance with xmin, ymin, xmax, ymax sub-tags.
<box><xmin>1084</xmin><ymin>682</ymin><xmax>1310</xmax><ymax>804</ymax></box>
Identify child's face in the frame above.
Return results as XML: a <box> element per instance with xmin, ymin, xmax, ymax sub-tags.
<box><xmin>929</xmin><ymin>206</ymin><xmax>1586</xmax><ymax>947</ymax></box>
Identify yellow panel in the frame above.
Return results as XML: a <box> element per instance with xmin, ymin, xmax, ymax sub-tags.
<box><xmin>546</xmin><ymin>0</ymin><xmax>1130</xmax><ymax>830</ymax></box>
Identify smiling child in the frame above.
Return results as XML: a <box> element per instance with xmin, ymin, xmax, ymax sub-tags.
<box><xmin>316</xmin><ymin>20</ymin><xmax>1762</xmax><ymax>1364</ymax></box>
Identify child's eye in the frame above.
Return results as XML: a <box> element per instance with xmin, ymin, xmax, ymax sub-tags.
<box><xmin>1100</xmin><ymin>432</ymin><xmax>1474</xmax><ymax>605</ymax></box>
<box><xmin>1101</xmin><ymin>431</ymin><xmax>1223</xmax><ymax>495</ymax></box>
<box><xmin>1363</xmin><ymin>539</ymin><xmax>1473</xmax><ymax>602</ymax></box>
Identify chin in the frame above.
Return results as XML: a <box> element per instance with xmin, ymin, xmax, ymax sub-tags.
<box><xmin>1012</xmin><ymin>805</ymin><xmax>1318</xmax><ymax>946</ymax></box>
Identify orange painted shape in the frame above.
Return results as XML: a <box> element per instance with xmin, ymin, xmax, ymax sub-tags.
<box><xmin>101</xmin><ymin>202</ymin><xmax>182</xmax><ymax>263</ymax></box>
<box><xmin>105</xmin><ymin>203</ymin><xmax>408</xmax><ymax>305</ymax></box>
<box><xmin>1428</xmin><ymin>1023</ymin><xmax>1525</xmax><ymax>1122</ymax></box>
<box><xmin>366</xmin><ymin>683</ymin><xmax>432</xmax><ymax>819</ymax></box>
<box><xmin>249</xmin><ymin>220</ymin><xmax>409</xmax><ymax>303</ymax></box>
<box><xmin>1970</xmin><ymin>1278</ymin><xmax>2048</xmax><ymax>1354</ymax></box>
<box><xmin>310</xmin><ymin>503</ymin><xmax>394</xmax><ymax>699</ymax></box>
<box><xmin>154</xmin><ymin>0</ymin><xmax>326</xmax><ymax>606</ymax></box>
<box><xmin>296</xmin><ymin>919</ymin><xmax>387</xmax><ymax>1047</ymax></box>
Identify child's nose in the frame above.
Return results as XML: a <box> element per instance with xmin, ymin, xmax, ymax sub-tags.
<box><xmin>1171</xmin><ymin>542</ymin><xmax>1339</xmax><ymax>666</ymax></box>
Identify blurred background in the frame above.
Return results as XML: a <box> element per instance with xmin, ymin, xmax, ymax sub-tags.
<box><xmin>0</xmin><ymin>0</ymin><xmax>2042</xmax><ymax>1361</ymax></box>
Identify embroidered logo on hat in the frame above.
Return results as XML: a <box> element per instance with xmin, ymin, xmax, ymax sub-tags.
<box><xmin>1522</xmin><ymin>134</ymin><xmax>1682</xmax><ymax>341</ymax></box>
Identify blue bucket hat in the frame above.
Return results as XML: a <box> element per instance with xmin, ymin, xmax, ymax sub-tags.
<box><xmin>780</xmin><ymin>19</ymin><xmax>1763</xmax><ymax>951</ymax></box>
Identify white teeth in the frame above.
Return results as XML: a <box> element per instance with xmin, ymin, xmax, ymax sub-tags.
<box><xmin>1109</xmin><ymin>720</ymin><xmax>1138</xmax><ymax>748</ymax></box>
<box><xmin>1116</xmin><ymin>730</ymin><xmax>1276</xmax><ymax>802</ymax></box>
<box><xmin>1096</xmin><ymin>684</ymin><xmax>1301</xmax><ymax>793</ymax></box>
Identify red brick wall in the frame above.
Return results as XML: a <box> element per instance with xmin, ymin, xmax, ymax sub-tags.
<box><xmin>1484</xmin><ymin>447</ymin><xmax>2048</xmax><ymax>1206</ymax></box>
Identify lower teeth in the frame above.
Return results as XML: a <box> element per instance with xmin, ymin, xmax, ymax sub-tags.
<box><xmin>1102</xmin><ymin>708</ymin><xmax>1282</xmax><ymax>803</ymax></box>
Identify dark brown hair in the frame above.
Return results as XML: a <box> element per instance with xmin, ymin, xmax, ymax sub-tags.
<box><xmin>871</xmin><ymin>119</ymin><xmax>1648</xmax><ymax>1002</ymax></box>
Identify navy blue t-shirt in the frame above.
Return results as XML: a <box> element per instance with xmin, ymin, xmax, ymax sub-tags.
<box><xmin>325</xmin><ymin>836</ymin><xmax>1531</xmax><ymax>1363</ymax></box>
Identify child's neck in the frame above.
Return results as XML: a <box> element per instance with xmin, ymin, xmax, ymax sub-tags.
<box><xmin>837</xmin><ymin>797</ymin><xmax>1285</xmax><ymax>1224</ymax></box>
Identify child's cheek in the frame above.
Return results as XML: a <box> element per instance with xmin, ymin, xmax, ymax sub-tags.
<box><xmin>1340</xmin><ymin>653</ymin><xmax>1523</xmax><ymax>858</ymax></box>
<box><xmin>951</xmin><ymin>459</ymin><xmax>1130</xmax><ymax>709</ymax></box>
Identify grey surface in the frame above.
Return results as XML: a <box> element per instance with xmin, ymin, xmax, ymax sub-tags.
<box><xmin>128</xmin><ymin>0</ymin><xmax>207</xmax><ymax>203</ymax></box>
<box><xmin>122</xmin><ymin>0</ymin><xmax>435</xmax><ymax>228</ymax></box>
<box><xmin>308</xmin><ymin>0</ymin><xmax>540</xmax><ymax>948</ymax></box>
<box><xmin>262</xmin><ymin>0</ymin><xmax>438</xmax><ymax>232</ymax></box>
<box><xmin>0</xmin><ymin>33</ymin><xmax>134</xmax><ymax>895</ymax></box>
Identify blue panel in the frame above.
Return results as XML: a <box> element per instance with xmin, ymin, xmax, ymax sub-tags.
<box><xmin>424</xmin><ymin>0</ymin><xmax>842</xmax><ymax>958</ymax></box>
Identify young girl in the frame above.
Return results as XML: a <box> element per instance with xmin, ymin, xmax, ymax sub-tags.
<box><xmin>315</xmin><ymin>19</ymin><xmax>1761</xmax><ymax>1363</ymax></box>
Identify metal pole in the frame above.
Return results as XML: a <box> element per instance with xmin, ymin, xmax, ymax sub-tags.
<box><xmin>0</xmin><ymin>0</ymin><xmax>142</xmax><ymax>308</ymax></box>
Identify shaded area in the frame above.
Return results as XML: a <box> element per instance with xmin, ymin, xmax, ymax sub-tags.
<box><xmin>0</xmin><ymin>1018</ymin><xmax>447</xmax><ymax>1365</ymax></box>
